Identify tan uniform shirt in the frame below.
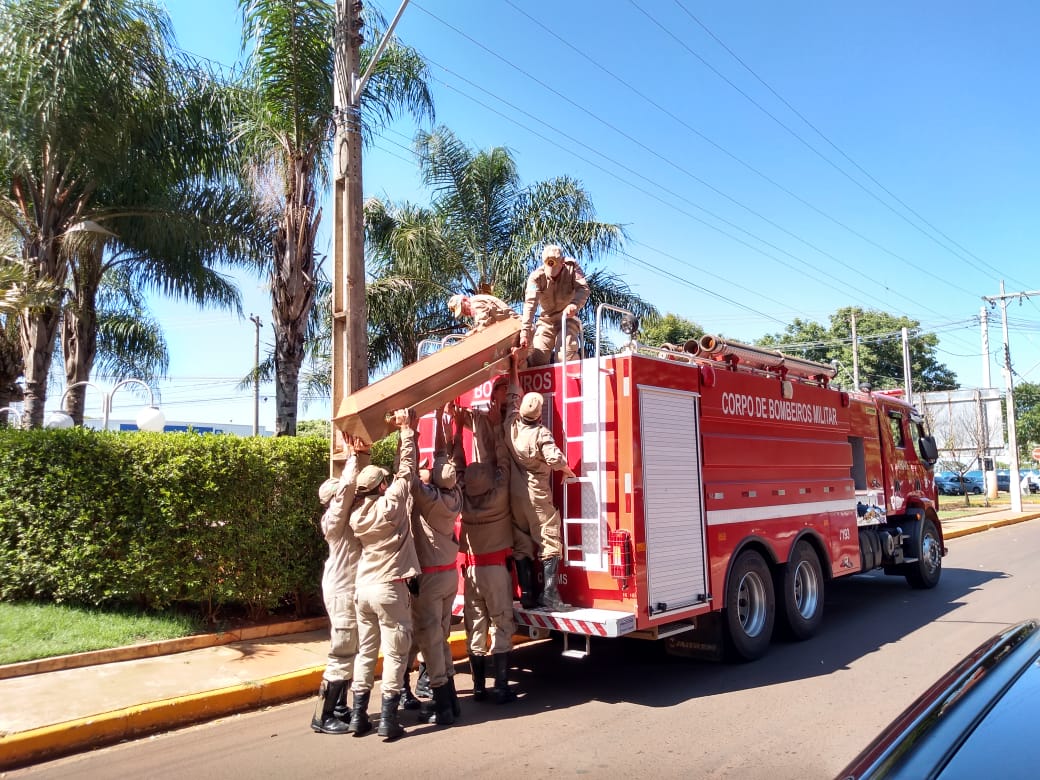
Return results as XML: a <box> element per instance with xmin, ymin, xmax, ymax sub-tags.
<box><xmin>459</xmin><ymin>433</ymin><xmax>514</xmax><ymax>555</ymax></box>
<box><xmin>321</xmin><ymin>451</ymin><xmax>370</xmax><ymax>598</ymax></box>
<box><xmin>351</xmin><ymin>429</ymin><xmax>421</xmax><ymax>585</ymax></box>
<box><xmin>508</xmin><ymin>413</ymin><xmax>569</xmax><ymax>478</ymax></box>
<box><xmin>469</xmin><ymin>294</ymin><xmax>518</xmax><ymax>331</ymax></box>
<box><xmin>410</xmin><ymin>478</ymin><xmax>462</xmax><ymax>569</ymax></box>
<box><xmin>521</xmin><ymin>259</ymin><xmax>590</xmax><ymax>339</ymax></box>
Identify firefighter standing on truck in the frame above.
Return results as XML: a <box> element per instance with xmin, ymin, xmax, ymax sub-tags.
<box><xmin>519</xmin><ymin>244</ymin><xmax>589</xmax><ymax>366</ymax></box>
<box><xmin>349</xmin><ymin>409</ymin><xmax>420</xmax><ymax>742</ymax></box>
<box><xmin>508</xmin><ymin>361</ymin><xmax>576</xmax><ymax>611</ymax></box>
<box><xmin>456</xmin><ymin>372</ymin><xmax>540</xmax><ymax>609</ymax></box>
<box><xmin>451</xmin><ymin>356</ymin><xmax>521</xmax><ymax>704</ymax></box>
<box><xmin>408</xmin><ymin>404</ymin><xmax>463</xmax><ymax>726</ymax></box>
<box><xmin>310</xmin><ymin>435</ymin><xmax>369</xmax><ymax>735</ymax></box>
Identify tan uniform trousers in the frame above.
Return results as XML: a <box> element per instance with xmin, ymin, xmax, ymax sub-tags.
<box><xmin>528</xmin><ymin>314</ymin><xmax>582</xmax><ymax>367</ymax></box>
<box><xmin>509</xmin><ymin>460</ymin><xmax>537</xmax><ymax>559</ymax></box>
<box><xmin>527</xmin><ymin>472</ymin><xmax>562</xmax><ymax>559</ymax></box>
<box><xmin>323</xmin><ymin>592</ymin><xmax>358</xmax><ymax>682</ymax></box>
<box><xmin>411</xmin><ymin>568</ymin><xmax>458</xmax><ymax>689</ymax></box>
<box><xmin>464</xmin><ymin>564</ymin><xmax>516</xmax><ymax>656</ymax></box>
<box><xmin>352</xmin><ymin>580</ymin><xmax>412</xmax><ymax>696</ymax></box>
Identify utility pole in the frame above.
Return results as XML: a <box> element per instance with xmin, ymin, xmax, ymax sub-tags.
<box><xmin>332</xmin><ymin>0</ymin><xmax>367</xmax><ymax>420</ymax></box>
<box><xmin>331</xmin><ymin>1</ymin><xmax>410</xmax><ymax>468</ymax></box>
<box><xmin>980</xmin><ymin>306</ymin><xmax>991</xmax><ymax>388</ymax></box>
<box><xmin>982</xmin><ymin>282</ymin><xmax>1040</xmax><ymax>513</ymax></box>
<box><xmin>901</xmin><ymin>327</ymin><xmax>912</xmax><ymax>406</ymax></box>
<box><xmin>249</xmin><ymin>315</ymin><xmax>262</xmax><ymax>436</ymax></box>
<box><xmin>850</xmin><ymin>311</ymin><xmax>860</xmax><ymax>390</ymax></box>
<box><xmin>979</xmin><ymin>306</ymin><xmax>996</xmax><ymax>498</ymax></box>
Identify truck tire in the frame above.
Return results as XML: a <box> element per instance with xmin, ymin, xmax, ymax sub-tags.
<box><xmin>778</xmin><ymin>540</ymin><xmax>824</xmax><ymax>641</ymax></box>
<box><xmin>904</xmin><ymin>518</ymin><xmax>942</xmax><ymax>590</ymax></box>
<box><xmin>724</xmin><ymin>549</ymin><xmax>775</xmax><ymax>661</ymax></box>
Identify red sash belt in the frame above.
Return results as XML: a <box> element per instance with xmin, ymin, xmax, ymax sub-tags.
<box><xmin>422</xmin><ymin>563</ymin><xmax>457</xmax><ymax>574</ymax></box>
<box><xmin>464</xmin><ymin>548</ymin><xmax>511</xmax><ymax>567</ymax></box>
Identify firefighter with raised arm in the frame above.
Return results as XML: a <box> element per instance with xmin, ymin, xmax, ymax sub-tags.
<box><xmin>455</xmin><ymin>372</ymin><xmax>540</xmax><ymax>608</ymax></box>
<box><xmin>408</xmin><ymin>404</ymin><xmax>463</xmax><ymax>726</ymax></box>
<box><xmin>519</xmin><ymin>244</ymin><xmax>590</xmax><ymax>366</ymax></box>
<box><xmin>452</xmin><ymin>350</ymin><xmax>522</xmax><ymax>703</ymax></box>
<box><xmin>348</xmin><ymin>409</ymin><xmax>421</xmax><ymax>742</ymax></box>
<box><xmin>310</xmin><ymin>435</ymin><xmax>369</xmax><ymax>735</ymax></box>
<box><xmin>507</xmin><ymin>361</ymin><xmax>577</xmax><ymax>611</ymax></box>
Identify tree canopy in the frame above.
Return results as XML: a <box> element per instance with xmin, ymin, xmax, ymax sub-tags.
<box><xmin>757</xmin><ymin>306</ymin><xmax>957</xmax><ymax>392</ymax></box>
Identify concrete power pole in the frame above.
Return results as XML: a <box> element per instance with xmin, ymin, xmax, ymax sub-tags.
<box><xmin>330</xmin><ymin>1</ymin><xmax>410</xmax><ymax>468</ymax></box>
<box><xmin>850</xmin><ymin>311</ymin><xmax>860</xmax><ymax>390</ymax></box>
<box><xmin>901</xmin><ymin>327</ymin><xmax>912</xmax><ymax>406</ymax></box>
<box><xmin>980</xmin><ymin>306</ymin><xmax>992</xmax><ymax>389</ymax></box>
<box><xmin>983</xmin><ymin>282</ymin><xmax>1040</xmax><ymax>513</ymax></box>
<box><xmin>332</xmin><ymin>0</ymin><xmax>367</xmax><ymax>429</ymax></box>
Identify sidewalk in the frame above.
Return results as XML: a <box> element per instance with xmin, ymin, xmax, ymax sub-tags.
<box><xmin>2</xmin><ymin>507</ymin><xmax>1039</xmax><ymax>770</ymax></box>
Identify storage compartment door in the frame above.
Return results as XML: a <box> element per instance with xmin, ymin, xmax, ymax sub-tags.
<box><xmin>639</xmin><ymin>386</ymin><xmax>708</xmax><ymax>616</ymax></box>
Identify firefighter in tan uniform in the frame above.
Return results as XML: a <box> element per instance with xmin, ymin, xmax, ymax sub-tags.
<box><xmin>457</xmin><ymin>373</ymin><xmax>539</xmax><ymax>608</ymax></box>
<box><xmin>408</xmin><ymin>407</ymin><xmax>463</xmax><ymax>726</ymax></box>
<box><xmin>310</xmin><ymin>436</ymin><xmax>369</xmax><ymax>735</ymax></box>
<box><xmin>520</xmin><ymin>244</ymin><xmax>590</xmax><ymax>366</ymax></box>
<box><xmin>447</xmin><ymin>292</ymin><xmax>519</xmax><ymax>332</ymax></box>
<box><xmin>349</xmin><ymin>410</ymin><xmax>421</xmax><ymax>741</ymax></box>
<box><xmin>508</xmin><ymin>364</ymin><xmax>576</xmax><ymax>611</ymax></box>
<box><xmin>453</xmin><ymin>363</ymin><xmax>521</xmax><ymax>704</ymax></box>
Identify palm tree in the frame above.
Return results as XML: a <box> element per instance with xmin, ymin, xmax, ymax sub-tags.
<box><xmin>235</xmin><ymin>0</ymin><xmax>433</xmax><ymax>435</ymax></box>
<box><xmin>364</xmin><ymin>126</ymin><xmax>657</xmax><ymax>370</ymax></box>
<box><xmin>0</xmin><ymin>0</ymin><xmax>253</xmax><ymax>426</ymax></box>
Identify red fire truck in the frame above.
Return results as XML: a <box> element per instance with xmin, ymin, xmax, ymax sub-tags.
<box><xmin>409</xmin><ymin>306</ymin><xmax>944</xmax><ymax>663</ymax></box>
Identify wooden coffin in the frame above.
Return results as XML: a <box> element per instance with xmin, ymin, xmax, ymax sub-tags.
<box><xmin>333</xmin><ymin>317</ymin><xmax>521</xmax><ymax>444</ymax></box>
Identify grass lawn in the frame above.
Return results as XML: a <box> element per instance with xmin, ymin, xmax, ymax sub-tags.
<box><xmin>0</xmin><ymin>603</ymin><xmax>204</xmax><ymax>666</ymax></box>
<box><xmin>937</xmin><ymin>494</ymin><xmax>1040</xmax><ymax>521</ymax></box>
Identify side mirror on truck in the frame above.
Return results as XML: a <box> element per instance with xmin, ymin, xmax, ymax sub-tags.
<box><xmin>918</xmin><ymin>435</ymin><xmax>939</xmax><ymax>467</ymax></box>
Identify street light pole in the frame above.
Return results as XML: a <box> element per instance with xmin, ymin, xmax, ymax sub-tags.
<box><xmin>47</xmin><ymin>379</ymin><xmax>165</xmax><ymax>432</ymax></box>
<box><xmin>249</xmin><ymin>314</ymin><xmax>262</xmax><ymax>436</ymax></box>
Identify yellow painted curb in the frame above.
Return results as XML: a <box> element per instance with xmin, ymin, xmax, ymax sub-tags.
<box><xmin>943</xmin><ymin>512</ymin><xmax>1040</xmax><ymax>539</ymax></box>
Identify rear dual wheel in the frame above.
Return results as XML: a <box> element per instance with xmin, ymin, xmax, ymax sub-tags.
<box><xmin>778</xmin><ymin>541</ymin><xmax>824</xmax><ymax>641</ymax></box>
<box><xmin>724</xmin><ymin>549</ymin><xmax>775</xmax><ymax>662</ymax></box>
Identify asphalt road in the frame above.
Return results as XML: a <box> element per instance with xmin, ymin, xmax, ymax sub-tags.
<box><xmin>12</xmin><ymin>521</ymin><xmax>1040</xmax><ymax>780</ymax></box>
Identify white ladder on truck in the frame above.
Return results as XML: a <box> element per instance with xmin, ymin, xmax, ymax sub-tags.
<box><xmin>558</xmin><ymin>347</ymin><xmax>607</xmax><ymax>572</ymax></box>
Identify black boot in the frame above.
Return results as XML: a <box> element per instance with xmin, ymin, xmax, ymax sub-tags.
<box><xmin>491</xmin><ymin>653</ymin><xmax>517</xmax><ymax>704</ymax></box>
<box><xmin>332</xmin><ymin>679</ymin><xmax>350</xmax><ymax>722</ymax></box>
<box><xmin>447</xmin><ymin>675</ymin><xmax>461</xmax><ymax>717</ymax></box>
<box><xmin>415</xmin><ymin>661</ymin><xmax>432</xmax><ymax>699</ymax></box>
<box><xmin>420</xmin><ymin>684</ymin><xmax>455</xmax><ymax>726</ymax></box>
<box><xmin>516</xmin><ymin>557</ymin><xmax>538</xmax><ymax>609</ymax></box>
<box><xmin>539</xmin><ymin>556</ymin><xmax>572</xmax><ymax>611</ymax></box>
<box><xmin>469</xmin><ymin>654</ymin><xmax>487</xmax><ymax>702</ymax></box>
<box><xmin>378</xmin><ymin>693</ymin><xmax>404</xmax><ymax>740</ymax></box>
<box><xmin>311</xmin><ymin>679</ymin><xmax>351</xmax><ymax>734</ymax></box>
<box><xmin>400</xmin><ymin>675</ymin><xmax>421</xmax><ymax>710</ymax></box>
<box><xmin>348</xmin><ymin>689</ymin><xmax>372</xmax><ymax>737</ymax></box>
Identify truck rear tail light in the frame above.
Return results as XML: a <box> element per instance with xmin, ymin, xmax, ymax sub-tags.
<box><xmin>609</xmin><ymin>529</ymin><xmax>634</xmax><ymax>585</ymax></box>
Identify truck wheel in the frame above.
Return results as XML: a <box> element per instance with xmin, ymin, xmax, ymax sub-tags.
<box><xmin>904</xmin><ymin>518</ymin><xmax>942</xmax><ymax>590</ymax></box>
<box><xmin>779</xmin><ymin>541</ymin><xmax>824</xmax><ymax>641</ymax></box>
<box><xmin>724</xmin><ymin>549</ymin><xmax>775</xmax><ymax>661</ymax></box>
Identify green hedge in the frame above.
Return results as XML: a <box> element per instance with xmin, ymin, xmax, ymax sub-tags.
<box><xmin>0</xmin><ymin>428</ymin><xmax>331</xmax><ymax>621</ymax></box>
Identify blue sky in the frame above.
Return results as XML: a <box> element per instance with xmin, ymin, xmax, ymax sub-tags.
<box><xmin>155</xmin><ymin>0</ymin><xmax>1040</xmax><ymax>430</ymax></box>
